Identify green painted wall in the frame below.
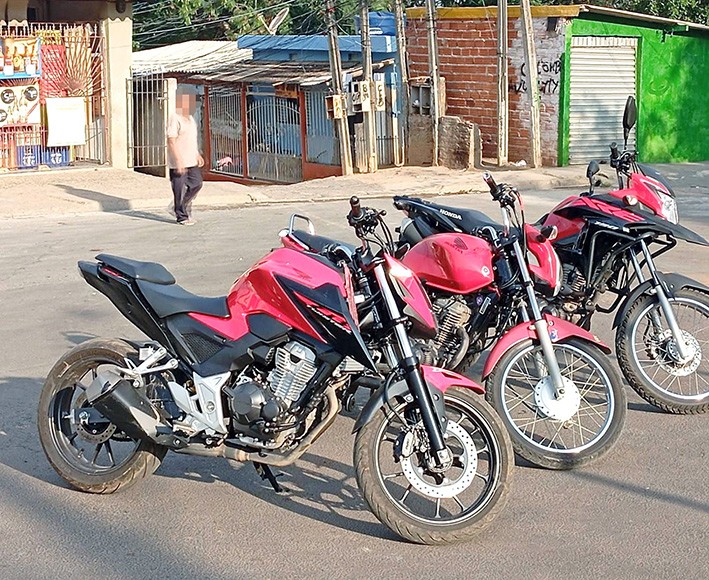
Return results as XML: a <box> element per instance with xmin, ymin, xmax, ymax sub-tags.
<box><xmin>562</xmin><ymin>16</ymin><xmax>709</xmax><ymax>164</ymax></box>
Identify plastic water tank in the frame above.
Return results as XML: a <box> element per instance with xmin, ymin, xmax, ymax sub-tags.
<box><xmin>354</xmin><ymin>11</ymin><xmax>396</xmax><ymax>36</ymax></box>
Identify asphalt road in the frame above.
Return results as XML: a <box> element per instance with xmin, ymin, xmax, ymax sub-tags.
<box><xmin>0</xmin><ymin>183</ymin><xmax>707</xmax><ymax>580</ymax></box>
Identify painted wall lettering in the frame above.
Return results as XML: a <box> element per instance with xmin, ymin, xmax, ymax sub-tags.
<box><xmin>510</xmin><ymin>58</ymin><xmax>562</xmax><ymax>95</ymax></box>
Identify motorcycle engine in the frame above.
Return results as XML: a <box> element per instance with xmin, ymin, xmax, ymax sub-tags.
<box><xmin>560</xmin><ymin>263</ymin><xmax>587</xmax><ymax>297</ymax></box>
<box><xmin>224</xmin><ymin>341</ymin><xmax>318</xmax><ymax>440</ymax></box>
<box><xmin>415</xmin><ymin>297</ymin><xmax>471</xmax><ymax>367</ymax></box>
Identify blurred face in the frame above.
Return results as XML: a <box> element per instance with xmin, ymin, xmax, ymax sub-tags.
<box><xmin>176</xmin><ymin>93</ymin><xmax>196</xmax><ymax>115</ymax></box>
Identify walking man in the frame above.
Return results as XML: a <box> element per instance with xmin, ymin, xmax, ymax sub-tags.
<box><xmin>167</xmin><ymin>86</ymin><xmax>204</xmax><ymax>225</ymax></box>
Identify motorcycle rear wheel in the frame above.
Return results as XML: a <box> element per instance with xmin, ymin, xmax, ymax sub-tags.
<box><xmin>38</xmin><ymin>338</ymin><xmax>167</xmax><ymax>494</ymax></box>
<box><xmin>486</xmin><ymin>338</ymin><xmax>626</xmax><ymax>470</ymax></box>
<box><xmin>353</xmin><ymin>388</ymin><xmax>512</xmax><ymax>544</ymax></box>
<box><xmin>617</xmin><ymin>288</ymin><xmax>709</xmax><ymax>414</ymax></box>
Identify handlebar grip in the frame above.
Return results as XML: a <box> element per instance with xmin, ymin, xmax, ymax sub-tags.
<box><xmin>610</xmin><ymin>142</ymin><xmax>619</xmax><ymax>159</ymax></box>
<box><xmin>482</xmin><ymin>172</ymin><xmax>498</xmax><ymax>196</ymax></box>
<box><xmin>349</xmin><ymin>196</ymin><xmax>362</xmax><ymax>219</ymax></box>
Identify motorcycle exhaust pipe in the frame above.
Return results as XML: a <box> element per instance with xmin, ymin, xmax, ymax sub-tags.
<box><xmin>85</xmin><ymin>369</ymin><xmax>184</xmax><ymax>448</ymax></box>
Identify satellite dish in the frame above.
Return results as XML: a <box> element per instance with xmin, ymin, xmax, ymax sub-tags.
<box><xmin>266</xmin><ymin>7</ymin><xmax>289</xmax><ymax>35</ymax></box>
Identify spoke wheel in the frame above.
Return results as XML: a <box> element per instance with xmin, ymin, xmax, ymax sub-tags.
<box><xmin>487</xmin><ymin>338</ymin><xmax>626</xmax><ymax>470</ymax></box>
<box><xmin>617</xmin><ymin>288</ymin><xmax>709</xmax><ymax>414</ymax></box>
<box><xmin>354</xmin><ymin>388</ymin><xmax>512</xmax><ymax>544</ymax></box>
<box><xmin>38</xmin><ymin>338</ymin><xmax>167</xmax><ymax>494</ymax></box>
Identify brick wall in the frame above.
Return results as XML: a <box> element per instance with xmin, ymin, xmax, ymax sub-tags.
<box><xmin>407</xmin><ymin>14</ymin><xmax>567</xmax><ymax>166</ymax></box>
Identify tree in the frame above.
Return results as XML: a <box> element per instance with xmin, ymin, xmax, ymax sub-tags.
<box><xmin>133</xmin><ymin>0</ymin><xmax>389</xmax><ymax>50</ymax></box>
<box><xmin>133</xmin><ymin>1</ymin><xmax>709</xmax><ymax>51</ymax></box>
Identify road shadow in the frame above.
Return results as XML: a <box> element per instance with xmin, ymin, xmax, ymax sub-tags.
<box><xmin>627</xmin><ymin>401</ymin><xmax>664</xmax><ymax>414</ymax></box>
<box><xmin>158</xmin><ymin>450</ymin><xmax>400</xmax><ymax>543</ymax></box>
<box><xmin>56</xmin><ymin>185</ymin><xmax>172</xmax><ymax>223</ymax></box>
<box><xmin>570</xmin><ymin>469</ymin><xmax>709</xmax><ymax>515</ymax></box>
<box><xmin>57</xmin><ymin>184</ymin><xmax>131</xmax><ymax>212</ymax></box>
<box><xmin>0</xmin><ymin>374</ymin><xmax>398</xmax><ymax>543</ymax></box>
<box><xmin>61</xmin><ymin>331</ymin><xmax>98</xmax><ymax>346</ymax></box>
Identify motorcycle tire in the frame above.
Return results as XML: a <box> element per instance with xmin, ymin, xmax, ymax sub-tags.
<box><xmin>353</xmin><ymin>387</ymin><xmax>512</xmax><ymax>545</ymax></box>
<box><xmin>38</xmin><ymin>338</ymin><xmax>167</xmax><ymax>494</ymax></box>
<box><xmin>616</xmin><ymin>288</ymin><xmax>709</xmax><ymax>414</ymax></box>
<box><xmin>486</xmin><ymin>338</ymin><xmax>626</xmax><ymax>470</ymax></box>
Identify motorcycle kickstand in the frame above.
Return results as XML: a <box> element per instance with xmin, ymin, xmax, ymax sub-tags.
<box><xmin>253</xmin><ymin>462</ymin><xmax>287</xmax><ymax>493</ymax></box>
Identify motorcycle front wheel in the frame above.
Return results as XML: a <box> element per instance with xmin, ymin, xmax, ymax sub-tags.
<box><xmin>486</xmin><ymin>338</ymin><xmax>626</xmax><ymax>470</ymax></box>
<box><xmin>353</xmin><ymin>388</ymin><xmax>512</xmax><ymax>545</ymax></box>
<box><xmin>38</xmin><ymin>338</ymin><xmax>167</xmax><ymax>493</ymax></box>
<box><xmin>617</xmin><ymin>288</ymin><xmax>709</xmax><ymax>414</ymax></box>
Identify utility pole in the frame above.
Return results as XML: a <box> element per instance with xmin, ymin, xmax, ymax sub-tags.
<box><xmin>360</xmin><ymin>0</ymin><xmax>378</xmax><ymax>172</ymax></box>
<box><xmin>519</xmin><ymin>0</ymin><xmax>542</xmax><ymax>167</ymax></box>
<box><xmin>496</xmin><ymin>0</ymin><xmax>508</xmax><ymax>167</ymax></box>
<box><xmin>325</xmin><ymin>0</ymin><xmax>353</xmax><ymax>175</ymax></box>
<box><xmin>392</xmin><ymin>0</ymin><xmax>409</xmax><ymax>166</ymax></box>
<box><xmin>424</xmin><ymin>0</ymin><xmax>440</xmax><ymax>166</ymax></box>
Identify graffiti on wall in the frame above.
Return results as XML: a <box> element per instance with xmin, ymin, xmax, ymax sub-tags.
<box><xmin>510</xmin><ymin>57</ymin><xmax>561</xmax><ymax>95</ymax></box>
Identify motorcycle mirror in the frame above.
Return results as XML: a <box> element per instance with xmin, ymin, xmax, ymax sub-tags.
<box><xmin>623</xmin><ymin>96</ymin><xmax>637</xmax><ymax>147</ymax></box>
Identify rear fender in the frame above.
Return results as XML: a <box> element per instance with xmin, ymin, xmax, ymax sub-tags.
<box><xmin>352</xmin><ymin>365</ymin><xmax>484</xmax><ymax>433</ymax></box>
<box><xmin>482</xmin><ymin>314</ymin><xmax>611</xmax><ymax>378</ymax></box>
<box><xmin>612</xmin><ymin>272</ymin><xmax>709</xmax><ymax>328</ymax></box>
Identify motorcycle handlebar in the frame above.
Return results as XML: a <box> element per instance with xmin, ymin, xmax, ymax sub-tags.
<box><xmin>349</xmin><ymin>196</ymin><xmax>362</xmax><ymax>219</ymax></box>
<box><xmin>610</xmin><ymin>142</ymin><xmax>619</xmax><ymax>160</ymax></box>
<box><xmin>482</xmin><ymin>172</ymin><xmax>498</xmax><ymax>197</ymax></box>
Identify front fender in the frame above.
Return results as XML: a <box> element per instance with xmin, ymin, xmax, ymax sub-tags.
<box><xmin>482</xmin><ymin>314</ymin><xmax>611</xmax><ymax>378</ymax></box>
<box><xmin>612</xmin><ymin>272</ymin><xmax>709</xmax><ymax>328</ymax></box>
<box><xmin>352</xmin><ymin>365</ymin><xmax>484</xmax><ymax>433</ymax></box>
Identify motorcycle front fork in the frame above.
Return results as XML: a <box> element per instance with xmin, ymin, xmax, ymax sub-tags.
<box><xmin>372</xmin><ymin>264</ymin><xmax>451</xmax><ymax>467</ymax></box>
<box><xmin>630</xmin><ymin>243</ymin><xmax>692</xmax><ymax>360</ymax></box>
<box><xmin>511</xmin><ymin>241</ymin><xmax>567</xmax><ymax>398</ymax></box>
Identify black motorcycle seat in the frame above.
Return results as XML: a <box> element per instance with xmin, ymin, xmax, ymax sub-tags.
<box><xmin>136</xmin><ymin>279</ymin><xmax>230</xmax><ymax>319</ymax></box>
<box><xmin>97</xmin><ymin>254</ymin><xmax>176</xmax><ymax>285</ymax></box>
<box><xmin>293</xmin><ymin>230</ymin><xmax>356</xmax><ymax>255</ymax></box>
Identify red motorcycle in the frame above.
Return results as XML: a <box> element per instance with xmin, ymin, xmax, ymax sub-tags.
<box><xmin>393</xmin><ymin>175</ymin><xmax>626</xmax><ymax>469</ymax></box>
<box><xmin>38</xmin><ymin>198</ymin><xmax>512</xmax><ymax>545</ymax></box>
<box><xmin>396</xmin><ymin>97</ymin><xmax>709</xmax><ymax>415</ymax></box>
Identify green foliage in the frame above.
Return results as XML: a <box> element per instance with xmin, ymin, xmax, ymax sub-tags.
<box><xmin>132</xmin><ymin>0</ymin><xmax>709</xmax><ymax>50</ymax></box>
<box><xmin>133</xmin><ymin>0</ymin><xmax>390</xmax><ymax>50</ymax></box>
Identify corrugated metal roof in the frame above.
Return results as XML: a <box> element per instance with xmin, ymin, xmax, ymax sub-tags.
<box><xmin>579</xmin><ymin>5</ymin><xmax>709</xmax><ymax>32</ymax></box>
<box><xmin>132</xmin><ymin>41</ymin><xmax>253</xmax><ymax>74</ymax></box>
<box><xmin>186</xmin><ymin>58</ymin><xmax>395</xmax><ymax>87</ymax></box>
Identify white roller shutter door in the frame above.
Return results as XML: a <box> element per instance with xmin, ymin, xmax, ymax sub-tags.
<box><xmin>568</xmin><ymin>36</ymin><xmax>637</xmax><ymax>164</ymax></box>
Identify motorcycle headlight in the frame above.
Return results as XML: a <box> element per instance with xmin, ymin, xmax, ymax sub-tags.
<box><xmin>658</xmin><ymin>191</ymin><xmax>679</xmax><ymax>224</ymax></box>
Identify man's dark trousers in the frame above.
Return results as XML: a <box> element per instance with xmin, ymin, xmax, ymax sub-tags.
<box><xmin>170</xmin><ymin>166</ymin><xmax>203</xmax><ymax>222</ymax></box>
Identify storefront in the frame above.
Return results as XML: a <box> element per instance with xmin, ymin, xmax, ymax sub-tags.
<box><xmin>0</xmin><ymin>21</ymin><xmax>107</xmax><ymax>171</ymax></box>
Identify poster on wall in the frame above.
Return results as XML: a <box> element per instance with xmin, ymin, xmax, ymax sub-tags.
<box><xmin>0</xmin><ymin>83</ymin><xmax>40</xmax><ymax>127</ymax></box>
<box><xmin>46</xmin><ymin>97</ymin><xmax>87</xmax><ymax>146</ymax></box>
<box><xmin>1</xmin><ymin>37</ymin><xmax>42</xmax><ymax>79</ymax></box>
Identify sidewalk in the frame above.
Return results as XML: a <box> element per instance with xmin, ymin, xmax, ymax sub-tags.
<box><xmin>1</xmin><ymin>161</ymin><xmax>705</xmax><ymax>219</ymax></box>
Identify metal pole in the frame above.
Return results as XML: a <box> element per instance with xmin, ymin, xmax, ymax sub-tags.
<box><xmin>520</xmin><ymin>0</ymin><xmax>542</xmax><ymax>167</ymax></box>
<box><xmin>497</xmin><ymin>0</ymin><xmax>508</xmax><ymax>167</ymax></box>
<box><xmin>360</xmin><ymin>0</ymin><xmax>377</xmax><ymax>172</ymax></box>
<box><xmin>325</xmin><ymin>0</ymin><xmax>353</xmax><ymax>175</ymax></box>
<box><xmin>424</xmin><ymin>0</ymin><xmax>440</xmax><ymax>166</ymax></box>
<box><xmin>392</xmin><ymin>0</ymin><xmax>409</xmax><ymax>166</ymax></box>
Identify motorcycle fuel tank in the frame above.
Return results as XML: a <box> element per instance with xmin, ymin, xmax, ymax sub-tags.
<box><xmin>402</xmin><ymin>233</ymin><xmax>495</xmax><ymax>294</ymax></box>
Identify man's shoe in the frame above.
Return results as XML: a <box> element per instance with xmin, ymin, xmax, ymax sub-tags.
<box><xmin>177</xmin><ymin>219</ymin><xmax>195</xmax><ymax>226</ymax></box>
